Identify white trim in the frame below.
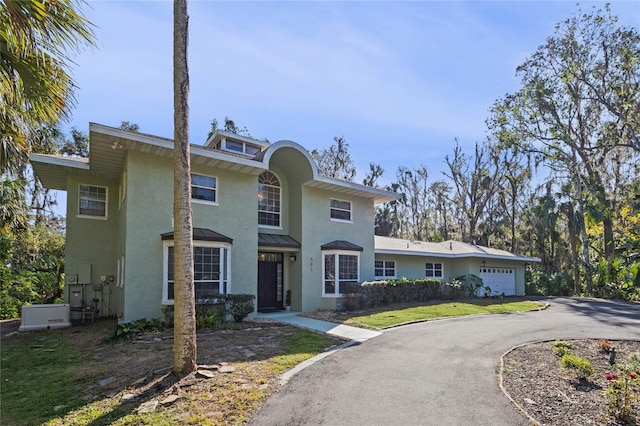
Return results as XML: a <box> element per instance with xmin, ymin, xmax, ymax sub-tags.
<box><xmin>321</xmin><ymin>250</ymin><xmax>360</xmax><ymax>297</ymax></box>
<box><xmin>330</xmin><ymin>198</ymin><xmax>352</xmax><ymax>222</ymax></box>
<box><xmin>77</xmin><ymin>183</ymin><xmax>108</xmax><ymax>219</ymax></box>
<box><xmin>374</xmin><ymin>260</ymin><xmax>396</xmax><ymax>279</ymax></box>
<box><xmin>29</xmin><ymin>153</ymin><xmax>90</xmax><ymax>169</ymax></box>
<box><xmin>191</xmin><ymin>173</ymin><xmax>218</xmax><ymax>204</ymax></box>
<box><xmin>162</xmin><ymin>240</ymin><xmax>232</xmax><ymax>305</ymax></box>
<box><xmin>425</xmin><ymin>262</ymin><xmax>444</xmax><ymax>280</ymax></box>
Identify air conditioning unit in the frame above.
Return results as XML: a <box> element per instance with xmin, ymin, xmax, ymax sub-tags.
<box><xmin>19</xmin><ymin>304</ymin><xmax>71</xmax><ymax>331</ymax></box>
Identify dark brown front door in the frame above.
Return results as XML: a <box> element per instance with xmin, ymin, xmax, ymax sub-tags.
<box><xmin>258</xmin><ymin>253</ymin><xmax>283</xmax><ymax>311</ymax></box>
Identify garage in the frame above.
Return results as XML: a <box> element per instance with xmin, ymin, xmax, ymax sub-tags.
<box><xmin>479</xmin><ymin>267</ymin><xmax>515</xmax><ymax>296</ymax></box>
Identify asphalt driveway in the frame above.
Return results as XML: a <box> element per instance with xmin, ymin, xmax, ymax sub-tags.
<box><xmin>250</xmin><ymin>298</ymin><xmax>640</xmax><ymax>426</ymax></box>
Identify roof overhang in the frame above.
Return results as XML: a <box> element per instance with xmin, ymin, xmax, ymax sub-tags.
<box><xmin>29</xmin><ymin>154</ymin><xmax>90</xmax><ymax>190</ymax></box>
<box><xmin>89</xmin><ymin>123</ymin><xmax>267</xmax><ymax>181</ymax></box>
<box><xmin>306</xmin><ymin>176</ymin><xmax>398</xmax><ymax>205</ymax></box>
<box><xmin>374</xmin><ymin>248</ymin><xmax>540</xmax><ymax>262</ymax></box>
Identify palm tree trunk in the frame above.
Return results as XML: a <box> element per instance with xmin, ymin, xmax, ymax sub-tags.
<box><xmin>172</xmin><ymin>0</ymin><xmax>197</xmax><ymax>374</ymax></box>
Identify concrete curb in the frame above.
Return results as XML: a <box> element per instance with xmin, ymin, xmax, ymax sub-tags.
<box><xmin>278</xmin><ymin>340</ymin><xmax>359</xmax><ymax>386</ymax></box>
<box><xmin>383</xmin><ymin>301</ymin><xmax>550</xmax><ymax>330</ymax></box>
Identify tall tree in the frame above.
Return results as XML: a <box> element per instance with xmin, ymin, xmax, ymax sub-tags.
<box><xmin>207</xmin><ymin>116</ymin><xmax>250</xmax><ymax>139</ymax></box>
<box><xmin>311</xmin><ymin>136</ymin><xmax>356</xmax><ymax>182</ymax></box>
<box><xmin>172</xmin><ymin>0</ymin><xmax>196</xmax><ymax>374</ymax></box>
<box><xmin>119</xmin><ymin>121</ymin><xmax>140</xmax><ymax>132</ymax></box>
<box><xmin>0</xmin><ymin>0</ymin><xmax>94</xmax><ymax>173</ymax></box>
<box><xmin>444</xmin><ymin>140</ymin><xmax>503</xmax><ymax>245</ymax></box>
<box><xmin>489</xmin><ymin>4</ymin><xmax>640</xmax><ymax>261</ymax></box>
<box><xmin>362</xmin><ymin>163</ymin><xmax>383</xmax><ymax>188</ymax></box>
<box><xmin>394</xmin><ymin>165</ymin><xmax>430</xmax><ymax>240</ymax></box>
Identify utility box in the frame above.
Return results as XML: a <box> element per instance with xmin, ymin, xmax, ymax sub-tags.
<box><xmin>78</xmin><ymin>264</ymin><xmax>92</xmax><ymax>285</ymax></box>
<box><xmin>19</xmin><ymin>304</ymin><xmax>71</xmax><ymax>331</ymax></box>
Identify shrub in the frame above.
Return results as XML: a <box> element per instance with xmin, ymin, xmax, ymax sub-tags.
<box><xmin>552</xmin><ymin>340</ymin><xmax>575</xmax><ymax>357</ymax></box>
<box><xmin>226</xmin><ymin>294</ymin><xmax>255</xmax><ymax>323</ymax></box>
<box><xmin>341</xmin><ymin>279</ymin><xmax>444</xmax><ymax>311</ymax></box>
<box><xmin>108</xmin><ymin>318</ymin><xmax>163</xmax><ymax>343</ymax></box>
<box><xmin>604</xmin><ymin>353</ymin><xmax>640</xmax><ymax>423</ymax></box>
<box><xmin>596</xmin><ymin>339</ymin><xmax>613</xmax><ymax>354</ymax></box>
<box><xmin>561</xmin><ymin>354</ymin><xmax>594</xmax><ymax>380</ymax></box>
<box><xmin>195</xmin><ymin>303</ymin><xmax>225</xmax><ymax>329</ymax></box>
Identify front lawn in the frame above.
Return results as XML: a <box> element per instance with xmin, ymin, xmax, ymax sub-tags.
<box><xmin>341</xmin><ymin>299</ymin><xmax>545</xmax><ymax>328</ymax></box>
<box><xmin>0</xmin><ymin>319</ymin><xmax>342</xmax><ymax>426</ymax></box>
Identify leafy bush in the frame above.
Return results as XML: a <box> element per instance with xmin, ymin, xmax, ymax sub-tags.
<box><xmin>552</xmin><ymin>340</ymin><xmax>575</xmax><ymax>357</ymax></box>
<box><xmin>108</xmin><ymin>318</ymin><xmax>163</xmax><ymax>343</ymax></box>
<box><xmin>560</xmin><ymin>354</ymin><xmax>594</xmax><ymax>379</ymax></box>
<box><xmin>226</xmin><ymin>294</ymin><xmax>255</xmax><ymax>323</ymax></box>
<box><xmin>455</xmin><ymin>274</ymin><xmax>484</xmax><ymax>297</ymax></box>
<box><xmin>593</xmin><ymin>259</ymin><xmax>640</xmax><ymax>301</ymax></box>
<box><xmin>195</xmin><ymin>303</ymin><xmax>225</xmax><ymax>329</ymax></box>
<box><xmin>596</xmin><ymin>339</ymin><xmax>613</xmax><ymax>354</ymax></box>
<box><xmin>526</xmin><ymin>270</ymin><xmax>574</xmax><ymax>296</ymax></box>
<box><xmin>604</xmin><ymin>352</ymin><xmax>640</xmax><ymax>423</ymax></box>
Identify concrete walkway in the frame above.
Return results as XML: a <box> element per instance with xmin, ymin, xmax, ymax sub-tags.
<box><xmin>256</xmin><ymin>311</ymin><xmax>381</xmax><ymax>342</ymax></box>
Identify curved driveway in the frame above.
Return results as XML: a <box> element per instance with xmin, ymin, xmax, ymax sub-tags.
<box><xmin>250</xmin><ymin>298</ymin><xmax>640</xmax><ymax>426</ymax></box>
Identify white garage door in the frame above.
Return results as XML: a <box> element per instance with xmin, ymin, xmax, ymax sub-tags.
<box><xmin>479</xmin><ymin>267</ymin><xmax>515</xmax><ymax>296</ymax></box>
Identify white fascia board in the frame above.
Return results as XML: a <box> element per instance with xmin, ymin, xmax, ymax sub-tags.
<box><xmin>374</xmin><ymin>248</ymin><xmax>541</xmax><ymax>263</ymax></box>
<box><xmin>29</xmin><ymin>153</ymin><xmax>90</xmax><ymax>169</ymax></box>
<box><xmin>314</xmin><ymin>175</ymin><xmax>399</xmax><ymax>204</ymax></box>
<box><xmin>90</xmin><ymin>122</ymin><xmax>266</xmax><ymax>172</ymax></box>
<box><xmin>205</xmin><ymin>130</ymin><xmax>270</xmax><ymax>148</ymax></box>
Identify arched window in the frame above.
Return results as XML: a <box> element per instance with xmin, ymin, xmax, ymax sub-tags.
<box><xmin>258</xmin><ymin>171</ymin><xmax>281</xmax><ymax>227</ymax></box>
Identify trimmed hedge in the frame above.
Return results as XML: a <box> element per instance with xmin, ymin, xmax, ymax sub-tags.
<box><xmin>341</xmin><ymin>278</ymin><xmax>464</xmax><ymax>310</ymax></box>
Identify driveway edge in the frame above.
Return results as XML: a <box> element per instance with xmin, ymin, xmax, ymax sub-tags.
<box><xmin>278</xmin><ymin>340</ymin><xmax>359</xmax><ymax>386</ymax></box>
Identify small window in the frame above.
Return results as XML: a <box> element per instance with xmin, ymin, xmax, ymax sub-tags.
<box><xmin>79</xmin><ymin>184</ymin><xmax>107</xmax><ymax>218</ymax></box>
<box><xmin>425</xmin><ymin>262</ymin><xmax>443</xmax><ymax>278</ymax></box>
<box><xmin>330</xmin><ymin>199</ymin><xmax>351</xmax><ymax>221</ymax></box>
<box><xmin>225</xmin><ymin>140</ymin><xmax>244</xmax><ymax>153</ymax></box>
<box><xmin>192</xmin><ymin>174</ymin><xmax>217</xmax><ymax>204</ymax></box>
<box><xmin>375</xmin><ymin>260</ymin><xmax>396</xmax><ymax>278</ymax></box>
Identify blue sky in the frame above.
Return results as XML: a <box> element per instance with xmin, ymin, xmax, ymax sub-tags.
<box><xmin>57</xmin><ymin>0</ymin><xmax>639</xmax><ymax>210</ymax></box>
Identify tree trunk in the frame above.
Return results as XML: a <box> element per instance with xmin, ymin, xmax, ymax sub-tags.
<box><xmin>172</xmin><ymin>0</ymin><xmax>197</xmax><ymax>375</ymax></box>
<box><xmin>565</xmin><ymin>202</ymin><xmax>581</xmax><ymax>294</ymax></box>
<box><xmin>575</xmin><ymin>178</ymin><xmax>593</xmax><ymax>294</ymax></box>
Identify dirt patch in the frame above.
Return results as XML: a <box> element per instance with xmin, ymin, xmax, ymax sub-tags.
<box><xmin>501</xmin><ymin>339</ymin><xmax>640</xmax><ymax>425</ymax></box>
<box><xmin>2</xmin><ymin>317</ymin><xmax>344</xmax><ymax>425</ymax></box>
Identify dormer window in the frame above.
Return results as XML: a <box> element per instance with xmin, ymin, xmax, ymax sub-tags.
<box><xmin>221</xmin><ymin>138</ymin><xmax>262</xmax><ymax>156</ymax></box>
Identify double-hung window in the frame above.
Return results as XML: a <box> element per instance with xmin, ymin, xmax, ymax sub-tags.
<box><xmin>192</xmin><ymin>174</ymin><xmax>217</xmax><ymax>204</ymax></box>
<box><xmin>164</xmin><ymin>242</ymin><xmax>230</xmax><ymax>304</ymax></box>
<box><xmin>78</xmin><ymin>184</ymin><xmax>107</xmax><ymax>218</ymax></box>
<box><xmin>258</xmin><ymin>171</ymin><xmax>281</xmax><ymax>227</ymax></box>
<box><xmin>323</xmin><ymin>251</ymin><xmax>359</xmax><ymax>296</ymax></box>
<box><xmin>330</xmin><ymin>199</ymin><xmax>351</xmax><ymax>221</ymax></box>
<box><xmin>425</xmin><ymin>262</ymin><xmax>443</xmax><ymax>278</ymax></box>
<box><xmin>375</xmin><ymin>260</ymin><xmax>396</xmax><ymax>279</ymax></box>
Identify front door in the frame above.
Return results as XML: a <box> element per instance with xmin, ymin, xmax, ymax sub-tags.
<box><xmin>258</xmin><ymin>252</ymin><xmax>283</xmax><ymax>311</ymax></box>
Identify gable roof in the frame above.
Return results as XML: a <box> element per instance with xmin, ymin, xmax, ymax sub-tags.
<box><xmin>30</xmin><ymin>123</ymin><xmax>398</xmax><ymax>205</ymax></box>
<box><xmin>374</xmin><ymin>236</ymin><xmax>541</xmax><ymax>263</ymax></box>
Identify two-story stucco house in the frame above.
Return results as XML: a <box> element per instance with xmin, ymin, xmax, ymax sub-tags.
<box><xmin>30</xmin><ymin>123</ymin><xmax>397</xmax><ymax>322</ymax></box>
<box><xmin>30</xmin><ymin>123</ymin><xmax>539</xmax><ymax>323</ymax></box>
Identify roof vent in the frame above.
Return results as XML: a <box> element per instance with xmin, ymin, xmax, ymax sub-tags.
<box><xmin>449</xmin><ymin>242</ymin><xmax>453</xmax><ymax>250</ymax></box>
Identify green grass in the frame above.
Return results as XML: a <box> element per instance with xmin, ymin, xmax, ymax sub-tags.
<box><xmin>348</xmin><ymin>300</ymin><xmax>544</xmax><ymax>328</ymax></box>
<box><xmin>270</xmin><ymin>329</ymin><xmax>339</xmax><ymax>371</ymax></box>
<box><xmin>1</xmin><ymin>334</ymin><xmax>87</xmax><ymax>425</ymax></box>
